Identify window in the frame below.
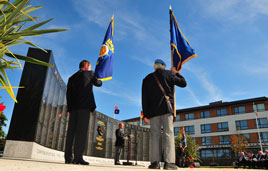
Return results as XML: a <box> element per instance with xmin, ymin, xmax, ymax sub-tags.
<box><xmin>217</xmin><ymin>108</ymin><xmax>227</xmax><ymax>116</ymax></box>
<box><xmin>202</xmin><ymin>136</ymin><xmax>212</xmax><ymax>145</ymax></box>
<box><xmin>201</xmin><ymin>124</ymin><xmax>211</xmax><ymax>134</ymax></box>
<box><xmin>219</xmin><ymin>135</ymin><xmax>230</xmax><ymax>144</ymax></box>
<box><xmin>174</xmin><ymin>127</ymin><xmax>180</xmax><ymax>136</ymax></box>
<box><xmin>234</xmin><ymin>106</ymin><xmax>245</xmax><ymax>114</ymax></box>
<box><xmin>241</xmin><ymin>133</ymin><xmax>250</xmax><ymax>142</ymax></box>
<box><xmin>175</xmin><ymin>115</ymin><xmax>180</xmax><ymax>122</ymax></box>
<box><xmin>217</xmin><ymin>149</ymin><xmax>231</xmax><ymax>158</ymax></box>
<box><xmin>253</xmin><ymin>103</ymin><xmax>265</xmax><ymax>112</ymax></box>
<box><xmin>256</xmin><ymin>118</ymin><xmax>268</xmax><ymax>128</ymax></box>
<box><xmin>201</xmin><ymin>111</ymin><xmax>210</xmax><ymax>118</ymax></box>
<box><xmin>261</xmin><ymin>132</ymin><xmax>268</xmax><ymax>143</ymax></box>
<box><xmin>185</xmin><ymin>113</ymin><xmax>194</xmax><ymax>120</ymax></box>
<box><xmin>218</xmin><ymin>122</ymin><xmax>229</xmax><ymax>132</ymax></box>
<box><xmin>200</xmin><ymin>150</ymin><xmax>213</xmax><ymax>158</ymax></box>
<box><xmin>185</xmin><ymin>125</ymin><xmax>195</xmax><ymax>135</ymax></box>
<box><xmin>236</xmin><ymin>120</ymin><xmax>248</xmax><ymax>130</ymax></box>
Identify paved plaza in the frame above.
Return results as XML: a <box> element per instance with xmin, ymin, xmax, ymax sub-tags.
<box><xmin>0</xmin><ymin>157</ymin><xmax>263</xmax><ymax>171</ymax></box>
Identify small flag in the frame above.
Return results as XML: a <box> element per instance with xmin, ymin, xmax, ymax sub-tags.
<box><xmin>140</xmin><ymin>111</ymin><xmax>143</xmax><ymax>119</ymax></box>
<box><xmin>182</xmin><ymin>127</ymin><xmax>187</xmax><ymax>149</ymax></box>
<box><xmin>114</xmin><ymin>105</ymin><xmax>120</xmax><ymax>114</ymax></box>
<box><xmin>170</xmin><ymin>6</ymin><xmax>197</xmax><ymax>72</ymax></box>
<box><xmin>95</xmin><ymin>15</ymin><xmax>114</xmax><ymax>81</ymax></box>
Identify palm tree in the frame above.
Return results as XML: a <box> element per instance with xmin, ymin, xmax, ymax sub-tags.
<box><xmin>0</xmin><ymin>0</ymin><xmax>67</xmax><ymax>102</ymax></box>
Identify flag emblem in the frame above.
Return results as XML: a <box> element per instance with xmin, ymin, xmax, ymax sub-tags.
<box><xmin>99</xmin><ymin>45</ymin><xmax>109</xmax><ymax>58</ymax></box>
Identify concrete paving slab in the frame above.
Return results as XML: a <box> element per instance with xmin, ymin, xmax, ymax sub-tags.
<box><xmin>0</xmin><ymin>157</ymin><xmax>261</xmax><ymax>171</ymax></box>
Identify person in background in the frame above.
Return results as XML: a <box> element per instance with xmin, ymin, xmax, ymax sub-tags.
<box><xmin>176</xmin><ymin>143</ymin><xmax>186</xmax><ymax>168</ymax></box>
<box><xmin>264</xmin><ymin>150</ymin><xmax>268</xmax><ymax>169</ymax></box>
<box><xmin>236</xmin><ymin>152</ymin><xmax>248</xmax><ymax>169</ymax></box>
<box><xmin>142</xmin><ymin>59</ymin><xmax>186</xmax><ymax>170</ymax></box>
<box><xmin>247</xmin><ymin>152</ymin><xmax>257</xmax><ymax>169</ymax></box>
<box><xmin>114</xmin><ymin>122</ymin><xmax>128</xmax><ymax>165</ymax></box>
<box><xmin>64</xmin><ymin>60</ymin><xmax>102</xmax><ymax>165</ymax></box>
<box><xmin>256</xmin><ymin>151</ymin><xmax>265</xmax><ymax>169</ymax></box>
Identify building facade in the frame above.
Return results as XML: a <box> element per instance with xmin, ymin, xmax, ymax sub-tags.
<box><xmin>124</xmin><ymin>97</ymin><xmax>268</xmax><ymax>165</ymax></box>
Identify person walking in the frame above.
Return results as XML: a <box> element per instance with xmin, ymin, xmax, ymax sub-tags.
<box><xmin>142</xmin><ymin>59</ymin><xmax>186</xmax><ymax>170</ymax></box>
<box><xmin>64</xmin><ymin>60</ymin><xmax>102</xmax><ymax>165</ymax></box>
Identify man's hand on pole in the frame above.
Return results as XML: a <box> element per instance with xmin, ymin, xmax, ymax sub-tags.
<box><xmin>144</xmin><ymin>117</ymin><xmax>150</xmax><ymax>124</ymax></box>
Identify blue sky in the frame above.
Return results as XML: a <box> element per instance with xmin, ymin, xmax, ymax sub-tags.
<box><xmin>2</xmin><ymin>0</ymin><xmax>268</xmax><ymax>133</ymax></box>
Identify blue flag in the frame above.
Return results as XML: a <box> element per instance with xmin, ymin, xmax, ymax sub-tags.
<box><xmin>182</xmin><ymin>127</ymin><xmax>187</xmax><ymax>149</ymax></box>
<box><xmin>95</xmin><ymin>15</ymin><xmax>114</xmax><ymax>81</ymax></box>
<box><xmin>170</xmin><ymin>7</ymin><xmax>197</xmax><ymax>72</ymax></box>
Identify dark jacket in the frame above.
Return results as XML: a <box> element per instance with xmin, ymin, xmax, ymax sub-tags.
<box><xmin>177</xmin><ymin>146</ymin><xmax>186</xmax><ymax>158</ymax></box>
<box><xmin>66</xmin><ymin>70</ymin><xmax>102</xmax><ymax>112</ymax></box>
<box><xmin>256</xmin><ymin>154</ymin><xmax>265</xmax><ymax>161</ymax></box>
<box><xmin>142</xmin><ymin>69</ymin><xmax>186</xmax><ymax>118</ymax></box>
<box><xmin>115</xmin><ymin>128</ymin><xmax>125</xmax><ymax>147</ymax></box>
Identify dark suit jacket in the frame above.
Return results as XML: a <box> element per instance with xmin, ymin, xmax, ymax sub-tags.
<box><xmin>142</xmin><ymin>69</ymin><xmax>186</xmax><ymax>118</ymax></box>
<box><xmin>256</xmin><ymin>154</ymin><xmax>265</xmax><ymax>161</ymax></box>
<box><xmin>66</xmin><ymin>70</ymin><xmax>102</xmax><ymax>112</ymax></box>
<box><xmin>115</xmin><ymin>128</ymin><xmax>125</xmax><ymax>147</ymax></box>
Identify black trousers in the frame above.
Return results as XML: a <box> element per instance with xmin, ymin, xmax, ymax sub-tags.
<box><xmin>64</xmin><ymin>109</ymin><xmax>91</xmax><ymax>161</ymax></box>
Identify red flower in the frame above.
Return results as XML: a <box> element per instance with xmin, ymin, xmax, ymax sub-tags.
<box><xmin>0</xmin><ymin>104</ymin><xmax>6</xmax><ymax>113</ymax></box>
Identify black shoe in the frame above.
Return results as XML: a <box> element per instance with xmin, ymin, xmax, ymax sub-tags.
<box><xmin>115</xmin><ymin>162</ymin><xmax>121</xmax><ymax>165</ymax></box>
<box><xmin>148</xmin><ymin>162</ymin><xmax>160</xmax><ymax>169</ymax></box>
<box><xmin>65</xmin><ymin>160</ymin><xmax>73</xmax><ymax>164</ymax></box>
<box><xmin>73</xmin><ymin>160</ymin><xmax>89</xmax><ymax>165</ymax></box>
<box><xmin>164</xmin><ymin>163</ymin><xmax>177</xmax><ymax>170</ymax></box>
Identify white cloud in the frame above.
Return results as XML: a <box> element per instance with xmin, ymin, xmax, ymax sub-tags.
<box><xmin>185</xmin><ymin>87</ymin><xmax>203</xmax><ymax>106</ymax></box>
<box><xmin>200</xmin><ymin>0</ymin><xmax>268</xmax><ymax>23</ymax></box>
<box><xmin>184</xmin><ymin>63</ymin><xmax>223</xmax><ymax>102</ymax></box>
<box><xmin>95</xmin><ymin>86</ymin><xmax>141</xmax><ymax>107</ymax></box>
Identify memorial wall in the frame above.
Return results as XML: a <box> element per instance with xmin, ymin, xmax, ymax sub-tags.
<box><xmin>6</xmin><ymin>48</ymin><xmax>150</xmax><ymax>161</ymax></box>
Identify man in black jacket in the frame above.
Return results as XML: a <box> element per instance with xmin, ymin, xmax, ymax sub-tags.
<box><xmin>114</xmin><ymin>122</ymin><xmax>127</xmax><ymax>165</ymax></box>
<box><xmin>236</xmin><ymin>152</ymin><xmax>248</xmax><ymax>169</ymax></box>
<box><xmin>176</xmin><ymin>143</ymin><xmax>186</xmax><ymax>167</ymax></box>
<box><xmin>64</xmin><ymin>60</ymin><xmax>102</xmax><ymax>165</ymax></box>
<box><xmin>142</xmin><ymin>59</ymin><xmax>186</xmax><ymax>170</ymax></box>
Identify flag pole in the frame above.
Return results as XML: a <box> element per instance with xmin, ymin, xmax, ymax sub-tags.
<box><xmin>170</xmin><ymin>5</ymin><xmax>176</xmax><ymax>118</ymax></box>
<box><xmin>253</xmin><ymin>102</ymin><xmax>263</xmax><ymax>151</ymax></box>
<box><xmin>114</xmin><ymin>104</ymin><xmax>116</xmax><ymax>119</ymax></box>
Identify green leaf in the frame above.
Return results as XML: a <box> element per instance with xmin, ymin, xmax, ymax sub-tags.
<box><xmin>0</xmin><ymin>71</ymin><xmax>17</xmax><ymax>103</ymax></box>
<box><xmin>5</xmin><ymin>53</ymin><xmax>54</xmax><ymax>67</ymax></box>
<box><xmin>4</xmin><ymin>0</ymin><xmax>29</xmax><ymax>28</ymax></box>
<box><xmin>11</xmin><ymin>28</ymin><xmax>68</xmax><ymax>37</ymax></box>
<box><xmin>22</xmin><ymin>18</ymin><xmax>54</xmax><ymax>31</ymax></box>
<box><xmin>23</xmin><ymin>5</ymin><xmax>42</xmax><ymax>15</ymax></box>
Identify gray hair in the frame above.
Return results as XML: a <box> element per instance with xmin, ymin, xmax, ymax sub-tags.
<box><xmin>154</xmin><ymin>63</ymin><xmax>166</xmax><ymax>70</ymax></box>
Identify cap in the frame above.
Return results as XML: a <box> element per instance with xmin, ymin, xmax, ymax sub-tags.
<box><xmin>154</xmin><ymin>59</ymin><xmax>166</xmax><ymax>66</ymax></box>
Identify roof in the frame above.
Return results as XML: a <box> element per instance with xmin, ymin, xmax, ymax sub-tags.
<box><xmin>123</xmin><ymin>96</ymin><xmax>268</xmax><ymax>122</ymax></box>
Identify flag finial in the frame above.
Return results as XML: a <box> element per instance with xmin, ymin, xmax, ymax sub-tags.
<box><xmin>169</xmin><ymin>5</ymin><xmax>172</xmax><ymax>10</ymax></box>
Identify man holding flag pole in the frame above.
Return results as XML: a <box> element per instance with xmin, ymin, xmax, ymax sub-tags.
<box><xmin>64</xmin><ymin>15</ymin><xmax>115</xmax><ymax>165</ymax></box>
<box><xmin>142</xmin><ymin>6</ymin><xmax>197</xmax><ymax>170</ymax></box>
